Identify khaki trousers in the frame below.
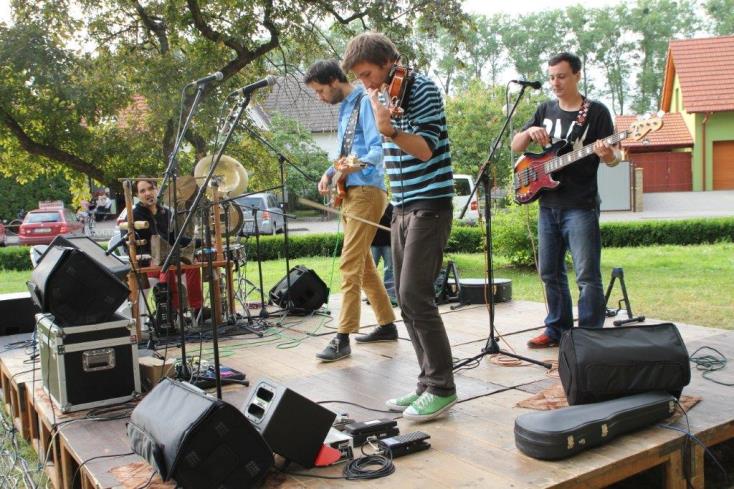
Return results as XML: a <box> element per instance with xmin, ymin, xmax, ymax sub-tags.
<box><xmin>337</xmin><ymin>186</ymin><xmax>396</xmax><ymax>333</ymax></box>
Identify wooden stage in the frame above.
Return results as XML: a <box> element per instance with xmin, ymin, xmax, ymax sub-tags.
<box><xmin>1</xmin><ymin>295</ymin><xmax>733</xmax><ymax>488</ymax></box>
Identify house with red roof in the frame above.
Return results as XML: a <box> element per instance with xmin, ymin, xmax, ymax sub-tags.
<box><xmin>619</xmin><ymin>35</ymin><xmax>734</xmax><ymax>193</ymax></box>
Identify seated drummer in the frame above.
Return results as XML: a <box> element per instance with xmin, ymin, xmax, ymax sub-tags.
<box><xmin>125</xmin><ymin>179</ymin><xmax>206</xmax><ymax>318</ymax></box>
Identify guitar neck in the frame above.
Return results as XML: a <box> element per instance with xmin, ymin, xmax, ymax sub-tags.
<box><xmin>545</xmin><ymin>130</ymin><xmax>628</xmax><ymax>173</ymax></box>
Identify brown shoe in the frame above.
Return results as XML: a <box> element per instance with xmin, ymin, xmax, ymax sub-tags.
<box><xmin>527</xmin><ymin>333</ymin><xmax>558</xmax><ymax>349</ymax></box>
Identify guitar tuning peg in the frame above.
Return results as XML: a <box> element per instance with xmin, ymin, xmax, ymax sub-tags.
<box><xmin>657</xmin><ymin>110</ymin><xmax>665</xmax><ymax>118</ymax></box>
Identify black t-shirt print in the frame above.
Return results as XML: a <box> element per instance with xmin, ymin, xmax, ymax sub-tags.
<box><xmin>521</xmin><ymin>99</ymin><xmax>614</xmax><ymax>209</ymax></box>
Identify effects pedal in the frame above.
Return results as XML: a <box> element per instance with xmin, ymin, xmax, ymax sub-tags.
<box><xmin>344</xmin><ymin>418</ymin><xmax>399</xmax><ymax>446</ymax></box>
<box><xmin>378</xmin><ymin>431</ymin><xmax>431</xmax><ymax>458</ymax></box>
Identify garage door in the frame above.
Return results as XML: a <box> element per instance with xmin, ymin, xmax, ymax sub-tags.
<box><xmin>713</xmin><ymin>141</ymin><xmax>734</xmax><ymax>190</ymax></box>
<box><xmin>631</xmin><ymin>152</ymin><xmax>692</xmax><ymax>192</ymax></box>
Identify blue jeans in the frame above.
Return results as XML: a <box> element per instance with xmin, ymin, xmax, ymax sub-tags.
<box><xmin>371</xmin><ymin>245</ymin><xmax>396</xmax><ymax>300</ymax></box>
<box><xmin>538</xmin><ymin>206</ymin><xmax>605</xmax><ymax>341</ymax></box>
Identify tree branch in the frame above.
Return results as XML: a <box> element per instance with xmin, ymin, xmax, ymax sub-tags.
<box><xmin>131</xmin><ymin>0</ymin><xmax>169</xmax><ymax>54</ymax></box>
<box><xmin>0</xmin><ymin>107</ymin><xmax>106</xmax><ymax>182</ymax></box>
<box><xmin>187</xmin><ymin>0</ymin><xmax>245</xmax><ymax>55</ymax></box>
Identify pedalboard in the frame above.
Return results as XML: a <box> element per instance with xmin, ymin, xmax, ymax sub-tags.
<box><xmin>344</xmin><ymin>418</ymin><xmax>399</xmax><ymax>446</ymax></box>
<box><xmin>378</xmin><ymin>431</ymin><xmax>431</xmax><ymax>458</ymax></box>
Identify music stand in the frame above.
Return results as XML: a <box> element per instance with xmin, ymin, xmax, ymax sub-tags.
<box><xmin>453</xmin><ymin>85</ymin><xmax>552</xmax><ymax>371</ymax></box>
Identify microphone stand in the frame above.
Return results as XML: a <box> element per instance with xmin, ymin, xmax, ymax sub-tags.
<box><xmin>160</xmin><ymin>93</ymin><xmax>252</xmax><ymax>399</ymax></box>
<box><xmin>241</xmin><ymin>124</ymin><xmax>318</xmax><ymax>312</ymax></box>
<box><xmin>157</xmin><ymin>82</ymin><xmax>208</xmax><ymax>380</ymax></box>
<box><xmin>454</xmin><ymin>85</ymin><xmax>551</xmax><ymax>371</ymax></box>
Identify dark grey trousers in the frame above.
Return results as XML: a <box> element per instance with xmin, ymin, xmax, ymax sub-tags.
<box><xmin>391</xmin><ymin>207</ymin><xmax>455</xmax><ymax>397</ymax></box>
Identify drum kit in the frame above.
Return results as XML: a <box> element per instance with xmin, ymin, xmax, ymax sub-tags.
<box><xmin>122</xmin><ymin>153</ymin><xmax>270</xmax><ymax>341</ymax></box>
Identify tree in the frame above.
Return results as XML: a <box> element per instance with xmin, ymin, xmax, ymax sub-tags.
<box><xmin>445</xmin><ymin>80</ymin><xmax>545</xmax><ymax>189</ymax></box>
<box><xmin>590</xmin><ymin>5</ymin><xmax>635</xmax><ymax>115</ymax></box>
<box><xmin>630</xmin><ymin>0</ymin><xmax>699</xmax><ymax>113</ymax></box>
<box><xmin>0</xmin><ymin>0</ymin><xmax>466</xmax><ymax>193</ymax></box>
<box><xmin>457</xmin><ymin>14</ymin><xmax>506</xmax><ymax>88</ymax></box>
<box><xmin>705</xmin><ymin>0</ymin><xmax>734</xmax><ymax>35</ymax></box>
<box><xmin>500</xmin><ymin>11</ymin><xmax>566</xmax><ymax>83</ymax></box>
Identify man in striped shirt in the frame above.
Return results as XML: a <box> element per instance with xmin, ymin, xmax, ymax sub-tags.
<box><xmin>342</xmin><ymin>32</ymin><xmax>457</xmax><ymax>421</ymax></box>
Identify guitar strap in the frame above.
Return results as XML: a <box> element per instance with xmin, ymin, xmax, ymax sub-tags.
<box><xmin>567</xmin><ymin>97</ymin><xmax>592</xmax><ymax>144</ymax></box>
<box><xmin>339</xmin><ymin>92</ymin><xmax>365</xmax><ymax>158</ymax></box>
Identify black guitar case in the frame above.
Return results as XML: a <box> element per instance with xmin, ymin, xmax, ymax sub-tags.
<box><xmin>514</xmin><ymin>391</ymin><xmax>676</xmax><ymax>460</ymax></box>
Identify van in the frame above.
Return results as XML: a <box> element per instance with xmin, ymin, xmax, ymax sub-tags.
<box><xmin>453</xmin><ymin>174</ymin><xmax>479</xmax><ymax>224</ymax></box>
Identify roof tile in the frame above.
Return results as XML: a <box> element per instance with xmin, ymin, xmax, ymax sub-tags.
<box><xmin>669</xmin><ymin>35</ymin><xmax>734</xmax><ymax>113</ymax></box>
<box><xmin>253</xmin><ymin>76</ymin><xmax>339</xmax><ymax>133</ymax></box>
<box><xmin>615</xmin><ymin>112</ymin><xmax>693</xmax><ymax>149</ymax></box>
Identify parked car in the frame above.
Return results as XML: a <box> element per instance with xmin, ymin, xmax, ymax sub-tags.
<box><xmin>236</xmin><ymin>193</ymin><xmax>284</xmax><ymax>235</ymax></box>
<box><xmin>0</xmin><ymin>221</ymin><xmax>6</xmax><ymax>246</ymax></box>
<box><xmin>453</xmin><ymin>174</ymin><xmax>480</xmax><ymax>225</ymax></box>
<box><xmin>18</xmin><ymin>207</ymin><xmax>84</xmax><ymax>245</ymax></box>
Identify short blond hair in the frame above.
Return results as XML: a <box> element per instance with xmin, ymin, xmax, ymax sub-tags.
<box><xmin>341</xmin><ymin>32</ymin><xmax>400</xmax><ymax>72</ymax></box>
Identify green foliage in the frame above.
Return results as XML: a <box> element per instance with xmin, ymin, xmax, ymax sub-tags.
<box><xmin>601</xmin><ymin>218</ymin><xmax>734</xmax><ymax>247</ymax></box>
<box><xmin>446</xmin><ymin>226</ymin><xmax>484</xmax><ymax>254</ymax></box>
<box><xmin>445</xmin><ymin>81</ymin><xmax>544</xmax><ymax>186</ymax></box>
<box><xmin>0</xmin><ymin>173</ymin><xmax>72</xmax><ymax>220</ymax></box>
<box><xmin>492</xmin><ymin>203</ymin><xmax>540</xmax><ymax>267</ymax></box>
<box><xmin>705</xmin><ymin>0</ymin><xmax>734</xmax><ymax>35</ymax></box>
<box><xmin>0</xmin><ymin>246</ymin><xmax>32</xmax><ymax>271</ymax></box>
<box><xmin>0</xmin><ymin>0</ymin><xmax>466</xmax><ymax>190</ymax></box>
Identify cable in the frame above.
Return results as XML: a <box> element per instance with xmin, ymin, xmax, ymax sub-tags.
<box><xmin>71</xmin><ymin>451</ymin><xmax>135</xmax><ymax>488</ymax></box>
<box><xmin>689</xmin><ymin>346</ymin><xmax>732</xmax><ymax>386</ymax></box>
<box><xmin>316</xmin><ymin>400</ymin><xmax>398</xmax><ymax>415</ymax></box>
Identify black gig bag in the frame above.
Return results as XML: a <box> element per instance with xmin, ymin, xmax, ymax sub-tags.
<box><xmin>558</xmin><ymin>323</ymin><xmax>690</xmax><ymax>405</ymax></box>
<box><xmin>514</xmin><ymin>391</ymin><xmax>676</xmax><ymax>460</ymax></box>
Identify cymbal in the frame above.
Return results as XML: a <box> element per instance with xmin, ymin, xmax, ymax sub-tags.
<box><xmin>194</xmin><ymin>154</ymin><xmax>243</xmax><ymax>195</ymax></box>
<box><xmin>162</xmin><ymin>175</ymin><xmax>197</xmax><ymax>207</ymax></box>
<box><xmin>232</xmin><ymin>163</ymin><xmax>249</xmax><ymax>196</ymax></box>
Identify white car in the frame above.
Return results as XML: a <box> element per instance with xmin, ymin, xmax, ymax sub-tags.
<box><xmin>453</xmin><ymin>174</ymin><xmax>480</xmax><ymax>225</ymax></box>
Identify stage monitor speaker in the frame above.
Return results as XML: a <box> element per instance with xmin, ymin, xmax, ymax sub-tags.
<box><xmin>242</xmin><ymin>378</ymin><xmax>336</xmax><ymax>468</ymax></box>
<box><xmin>268</xmin><ymin>265</ymin><xmax>328</xmax><ymax>313</ymax></box>
<box><xmin>0</xmin><ymin>292</ymin><xmax>39</xmax><ymax>336</ymax></box>
<box><xmin>46</xmin><ymin>235</ymin><xmax>130</xmax><ymax>281</ymax></box>
<box><xmin>30</xmin><ymin>246</ymin><xmax>129</xmax><ymax>326</ymax></box>
<box><xmin>128</xmin><ymin>379</ymin><xmax>273</xmax><ymax>488</ymax></box>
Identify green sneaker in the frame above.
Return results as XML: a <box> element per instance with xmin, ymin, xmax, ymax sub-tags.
<box><xmin>402</xmin><ymin>392</ymin><xmax>457</xmax><ymax>421</ymax></box>
<box><xmin>385</xmin><ymin>392</ymin><xmax>421</xmax><ymax>412</ymax></box>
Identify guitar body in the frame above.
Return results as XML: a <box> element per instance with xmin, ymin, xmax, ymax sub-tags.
<box><xmin>513</xmin><ymin>142</ymin><xmax>567</xmax><ymax>204</ymax></box>
<box><xmin>328</xmin><ymin>155</ymin><xmax>364</xmax><ymax>208</ymax></box>
<box><xmin>513</xmin><ymin>115</ymin><xmax>663</xmax><ymax>205</ymax></box>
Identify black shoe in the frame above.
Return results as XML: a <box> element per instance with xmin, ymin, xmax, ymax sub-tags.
<box><xmin>355</xmin><ymin>323</ymin><xmax>398</xmax><ymax>343</ymax></box>
<box><xmin>316</xmin><ymin>337</ymin><xmax>351</xmax><ymax>362</ymax></box>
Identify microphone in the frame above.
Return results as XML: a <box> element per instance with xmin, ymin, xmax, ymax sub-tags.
<box><xmin>190</xmin><ymin>71</ymin><xmax>224</xmax><ymax>85</ymax></box>
<box><xmin>511</xmin><ymin>79</ymin><xmax>542</xmax><ymax>89</ymax></box>
<box><xmin>230</xmin><ymin>75</ymin><xmax>277</xmax><ymax>97</ymax></box>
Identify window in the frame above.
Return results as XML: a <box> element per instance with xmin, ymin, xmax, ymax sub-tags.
<box><xmin>26</xmin><ymin>212</ymin><xmax>61</xmax><ymax>223</ymax></box>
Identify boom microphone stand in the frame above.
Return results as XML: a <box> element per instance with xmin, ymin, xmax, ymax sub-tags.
<box><xmin>454</xmin><ymin>84</ymin><xmax>552</xmax><ymax>371</ymax></box>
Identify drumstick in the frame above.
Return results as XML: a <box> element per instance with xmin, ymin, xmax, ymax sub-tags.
<box><xmin>298</xmin><ymin>198</ymin><xmax>390</xmax><ymax>232</ymax></box>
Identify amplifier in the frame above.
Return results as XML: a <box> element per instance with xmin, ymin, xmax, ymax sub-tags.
<box><xmin>37</xmin><ymin>313</ymin><xmax>141</xmax><ymax>412</ymax></box>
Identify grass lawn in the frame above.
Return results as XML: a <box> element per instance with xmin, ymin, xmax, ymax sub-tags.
<box><xmin>1</xmin><ymin>243</ymin><xmax>732</xmax><ymax>329</ymax></box>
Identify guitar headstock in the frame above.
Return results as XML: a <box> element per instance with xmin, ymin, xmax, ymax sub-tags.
<box><xmin>628</xmin><ymin>114</ymin><xmax>664</xmax><ymax>141</ymax></box>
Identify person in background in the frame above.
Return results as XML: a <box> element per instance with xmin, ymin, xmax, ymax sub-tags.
<box><xmin>368</xmin><ymin>203</ymin><xmax>397</xmax><ymax>306</ymax></box>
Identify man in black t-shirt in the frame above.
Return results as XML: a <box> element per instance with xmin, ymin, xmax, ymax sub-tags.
<box><xmin>511</xmin><ymin>52</ymin><xmax>621</xmax><ymax>349</ymax></box>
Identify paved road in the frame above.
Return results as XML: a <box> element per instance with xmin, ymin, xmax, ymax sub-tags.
<box><xmin>5</xmin><ymin>190</ymin><xmax>733</xmax><ymax>246</ymax></box>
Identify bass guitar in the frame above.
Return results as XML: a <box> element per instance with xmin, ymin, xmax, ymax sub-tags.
<box><xmin>513</xmin><ymin>115</ymin><xmax>663</xmax><ymax>204</ymax></box>
<box><xmin>328</xmin><ymin>155</ymin><xmax>366</xmax><ymax>208</ymax></box>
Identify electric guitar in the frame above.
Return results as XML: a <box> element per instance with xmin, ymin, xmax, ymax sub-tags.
<box><xmin>513</xmin><ymin>115</ymin><xmax>663</xmax><ymax>204</ymax></box>
<box><xmin>328</xmin><ymin>155</ymin><xmax>366</xmax><ymax>208</ymax></box>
